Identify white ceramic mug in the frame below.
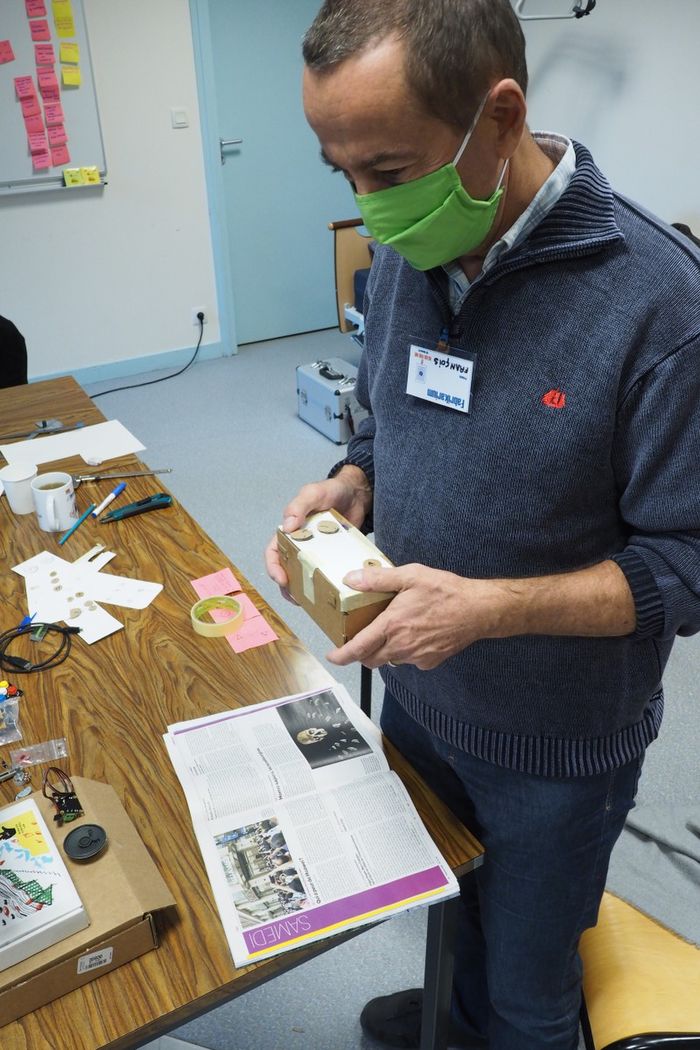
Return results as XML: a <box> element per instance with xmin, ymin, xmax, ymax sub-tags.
<box><xmin>31</xmin><ymin>471</ymin><xmax>78</xmax><ymax>532</ymax></box>
<box><xmin>0</xmin><ymin>463</ymin><xmax>38</xmax><ymax>515</ymax></box>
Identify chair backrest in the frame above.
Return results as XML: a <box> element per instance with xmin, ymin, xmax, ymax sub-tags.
<box><xmin>328</xmin><ymin>219</ymin><xmax>373</xmax><ymax>333</ymax></box>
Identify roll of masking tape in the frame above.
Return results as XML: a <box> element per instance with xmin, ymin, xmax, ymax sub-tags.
<box><xmin>190</xmin><ymin>595</ymin><xmax>244</xmax><ymax>638</ymax></box>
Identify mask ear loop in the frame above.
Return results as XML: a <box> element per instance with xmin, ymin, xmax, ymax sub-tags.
<box><xmin>452</xmin><ymin>91</ymin><xmax>491</xmax><ymax>167</ymax></box>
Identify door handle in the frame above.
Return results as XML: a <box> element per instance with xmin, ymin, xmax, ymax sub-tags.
<box><xmin>220</xmin><ymin>138</ymin><xmax>243</xmax><ymax>164</ymax></box>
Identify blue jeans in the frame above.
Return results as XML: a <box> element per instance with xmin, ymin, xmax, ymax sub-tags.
<box><xmin>380</xmin><ymin>689</ymin><xmax>644</xmax><ymax>1050</ymax></box>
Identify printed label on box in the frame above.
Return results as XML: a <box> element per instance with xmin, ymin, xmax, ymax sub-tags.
<box><xmin>77</xmin><ymin>946</ymin><xmax>113</xmax><ymax>974</ymax></box>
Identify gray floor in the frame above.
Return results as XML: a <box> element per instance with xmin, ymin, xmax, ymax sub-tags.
<box><xmin>86</xmin><ymin>330</ymin><xmax>698</xmax><ymax>1050</ymax></box>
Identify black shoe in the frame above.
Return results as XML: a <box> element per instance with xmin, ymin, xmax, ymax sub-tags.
<box><xmin>360</xmin><ymin>988</ymin><xmax>487</xmax><ymax>1049</ymax></box>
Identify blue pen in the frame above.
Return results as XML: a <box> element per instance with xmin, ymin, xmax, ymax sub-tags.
<box><xmin>58</xmin><ymin>503</ymin><xmax>96</xmax><ymax>546</ymax></box>
<box><xmin>92</xmin><ymin>481</ymin><xmax>127</xmax><ymax>518</ymax></box>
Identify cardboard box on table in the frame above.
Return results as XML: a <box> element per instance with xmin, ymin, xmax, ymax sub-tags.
<box><xmin>276</xmin><ymin>509</ymin><xmax>395</xmax><ymax>647</ymax></box>
<box><xmin>0</xmin><ymin>777</ymin><xmax>175</xmax><ymax>1026</ymax></box>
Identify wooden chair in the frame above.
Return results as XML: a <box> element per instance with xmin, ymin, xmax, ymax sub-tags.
<box><xmin>328</xmin><ymin>218</ymin><xmax>373</xmax><ymax>336</ymax></box>
<box><xmin>580</xmin><ymin>891</ymin><xmax>700</xmax><ymax>1049</ymax></box>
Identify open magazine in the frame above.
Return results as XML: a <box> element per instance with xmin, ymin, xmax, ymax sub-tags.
<box><xmin>165</xmin><ymin>683</ymin><xmax>459</xmax><ymax>966</ymax></box>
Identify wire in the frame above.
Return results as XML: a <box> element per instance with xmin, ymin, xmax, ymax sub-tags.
<box><xmin>0</xmin><ymin>623</ymin><xmax>80</xmax><ymax>674</ymax></box>
<box><xmin>91</xmin><ymin>315</ymin><xmax>205</xmax><ymax>399</ymax></box>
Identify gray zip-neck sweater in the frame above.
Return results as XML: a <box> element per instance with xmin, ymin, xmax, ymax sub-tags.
<box><xmin>336</xmin><ymin>142</ymin><xmax>700</xmax><ymax>777</ymax></box>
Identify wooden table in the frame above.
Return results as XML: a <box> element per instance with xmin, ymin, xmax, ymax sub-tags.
<box><xmin>0</xmin><ymin>377</ymin><xmax>483</xmax><ymax>1050</ymax></box>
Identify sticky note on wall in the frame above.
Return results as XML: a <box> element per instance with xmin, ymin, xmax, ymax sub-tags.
<box><xmin>59</xmin><ymin>42</ymin><xmax>79</xmax><ymax>63</ymax></box>
<box><xmin>81</xmin><ymin>166</ymin><xmax>101</xmax><ymax>184</ymax></box>
<box><xmin>44</xmin><ymin>101</ymin><xmax>64</xmax><ymax>126</ymax></box>
<box><xmin>61</xmin><ymin>65</ymin><xmax>81</xmax><ymax>87</ymax></box>
<box><xmin>35</xmin><ymin>43</ymin><xmax>55</xmax><ymax>65</ymax></box>
<box><xmin>63</xmin><ymin>167</ymin><xmax>85</xmax><ymax>186</ymax></box>
<box><xmin>0</xmin><ymin>40</ymin><xmax>16</xmax><ymax>65</ymax></box>
<box><xmin>30</xmin><ymin>19</ymin><xmax>51</xmax><ymax>41</ymax></box>
<box><xmin>52</xmin><ymin>1</ymin><xmax>75</xmax><ymax>38</ymax></box>
<box><xmin>26</xmin><ymin>0</ymin><xmax>47</xmax><ymax>16</ymax></box>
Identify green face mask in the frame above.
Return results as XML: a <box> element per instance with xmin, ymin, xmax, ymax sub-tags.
<box><xmin>354</xmin><ymin>94</ymin><xmax>508</xmax><ymax>271</ymax></box>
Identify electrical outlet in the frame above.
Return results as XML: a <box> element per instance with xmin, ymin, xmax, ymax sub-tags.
<box><xmin>191</xmin><ymin>307</ymin><xmax>207</xmax><ymax>327</ymax></box>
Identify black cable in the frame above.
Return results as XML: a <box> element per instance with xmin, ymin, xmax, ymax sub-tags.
<box><xmin>0</xmin><ymin>623</ymin><xmax>80</xmax><ymax>674</ymax></box>
<box><xmin>91</xmin><ymin>315</ymin><xmax>205</xmax><ymax>399</ymax></box>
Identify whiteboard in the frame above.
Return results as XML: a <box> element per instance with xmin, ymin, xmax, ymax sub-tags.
<box><xmin>0</xmin><ymin>0</ymin><xmax>106</xmax><ymax>194</ymax></box>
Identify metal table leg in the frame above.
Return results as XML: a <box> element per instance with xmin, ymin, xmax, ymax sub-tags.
<box><xmin>420</xmin><ymin>897</ymin><xmax>459</xmax><ymax>1050</ymax></box>
<box><xmin>360</xmin><ymin>663</ymin><xmax>372</xmax><ymax>717</ymax></box>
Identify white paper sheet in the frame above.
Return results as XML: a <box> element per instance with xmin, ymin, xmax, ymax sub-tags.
<box><xmin>0</xmin><ymin>420</ymin><xmax>145</xmax><ymax>469</ymax></box>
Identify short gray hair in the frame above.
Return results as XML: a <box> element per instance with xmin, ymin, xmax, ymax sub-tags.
<box><xmin>303</xmin><ymin>0</ymin><xmax>528</xmax><ymax>130</ymax></box>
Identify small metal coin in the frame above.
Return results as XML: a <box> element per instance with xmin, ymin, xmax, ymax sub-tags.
<box><xmin>317</xmin><ymin>521</ymin><xmax>340</xmax><ymax>534</ymax></box>
<box><xmin>49</xmin><ymin>571</ymin><xmax>58</xmax><ymax>578</ymax></box>
<box><xmin>76</xmin><ymin>592</ymin><xmax>84</xmax><ymax>598</ymax></box>
<box><xmin>53</xmin><ymin>585</ymin><xmax>62</xmax><ymax>592</ymax></box>
<box><xmin>68</xmin><ymin>608</ymin><xmax>81</xmax><ymax>619</ymax></box>
<box><xmin>290</xmin><ymin>528</ymin><xmax>313</xmax><ymax>541</ymax></box>
<box><xmin>15</xmin><ymin>785</ymin><xmax>32</xmax><ymax>800</ymax></box>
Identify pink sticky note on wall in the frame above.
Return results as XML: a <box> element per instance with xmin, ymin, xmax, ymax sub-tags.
<box><xmin>47</xmin><ymin>124</ymin><xmax>66</xmax><ymax>146</ymax></box>
<box><xmin>21</xmin><ymin>96</ymin><xmax>41</xmax><ymax>117</ymax></box>
<box><xmin>30</xmin><ymin>19</ymin><xmax>51</xmax><ymax>41</ymax></box>
<box><xmin>14</xmin><ymin>76</ymin><xmax>36</xmax><ymax>100</ymax></box>
<box><xmin>43</xmin><ymin>101</ymin><xmax>64</xmax><ymax>126</ymax></box>
<box><xmin>191</xmin><ymin>568</ymin><xmax>242</xmax><ymax>600</ymax></box>
<box><xmin>50</xmin><ymin>145</ymin><xmax>70</xmax><ymax>167</ymax></box>
<box><xmin>0</xmin><ymin>41</ymin><xmax>15</xmax><ymax>65</ymax></box>
<box><xmin>26</xmin><ymin>0</ymin><xmax>47</xmax><ymax>16</ymax></box>
<box><xmin>32</xmin><ymin>149</ymin><xmax>51</xmax><ymax>171</ymax></box>
<box><xmin>28</xmin><ymin>131</ymin><xmax>48</xmax><ymax>155</ymax></box>
<box><xmin>38</xmin><ymin>70</ymin><xmax>59</xmax><ymax>97</ymax></box>
<box><xmin>34</xmin><ymin>43</ymin><xmax>55</xmax><ymax>65</ymax></box>
<box><xmin>25</xmin><ymin>114</ymin><xmax>45</xmax><ymax>136</ymax></box>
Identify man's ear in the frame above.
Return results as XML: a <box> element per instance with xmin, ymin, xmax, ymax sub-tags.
<box><xmin>488</xmin><ymin>78</ymin><xmax>527</xmax><ymax>155</ymax></box>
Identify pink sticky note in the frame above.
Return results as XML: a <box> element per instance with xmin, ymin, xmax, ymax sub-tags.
<box><xmin>43</xmin><ymin>101</ymin><xmax>64</xmax><ymax>126</ymax></box>
<box><xmin>28</xmin><ymin>130</ymin><xmax>48</xmax><ymax>155</ymax></box>
<box><xmin>47</xmin><ymin>123</ymin><xmax>66</xmax><ymax>146</ymax></box>
<box><xmin>32</xmin><ymin>149</ymin><xmax>51</xmax><ymax>171</ymax></box>
<box><xmin>21</xmin><ymin>95</ymin><xmax>41</xmax><ymax>117</ymax></box>
<box><xmin>207</xmin><ymin>593</ymin><xmax>259</xmax><ymax>626</ymax></box>
<box><xmin>24</xmin><ymin>114</ymin><xmax>45</xmax><ymax>136</ymax></box>
<box><xmin>14</xmin><ymin>76</ymin><xmax>36</xmax><ymax>100</ymax></box>
<box><xmin>0</xmin><ymin>40</ymin><xmax>15</xmax><ymax>65</ymax></box>
<box><xmin>50</xmin><ymin>144</ymin><xmax>70</xmax><ymax>167</ymax></box>
<box><xmin>26</xmin><ymin>0</ymin><xmax>47</xmax><ymax>16</ymax></box>
<box><xmin>34</xmin><ymin>43</ymin><xmax>55</xmax><ymax>66</ymax></box>
<box><xmin>30</xmin><ymin>19</ymin><xmax>51</xmax><ymax>41</ymax></box>
<box><xmin>191</xmin><ymin>568</ymin><xmax>242</xmax><ymax>600</ymax></box>
<box><xmin>229</xmin><ymin>615</ymin><xmax>279</xmax><ymax>653</ymax></box>
<box><xmin>38</xmin><ymin>70</ymin><xmax>59</xmax><ymax>97</ymax></box>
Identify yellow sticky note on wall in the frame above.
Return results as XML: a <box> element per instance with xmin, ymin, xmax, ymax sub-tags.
<box><xmin>59</xmin><ymin>42</ymin><xmax>80</xmax><ymax>64</ymax></box>
<box><xmin>55</xmin><ymin>16</ymin><xmax>75</xmax><ymax>37</ymax></box>
<box><xmin>80</xmin><ymin>166</ymin><xmax>101</xmax><ymax>185</ymax></box>
<box><xmin>52</xmin><ymin>0</ymin><xmax>73</xmax><ymax>16</ymax></box>
<box><xmin>61</xmin><ymin>64</ymin><xmax>81</xmax><ymax>87</ymax></box>
<box><xmin>64</xmin><ymin>168</ymin><xmax>85</xmax><ymax>187</ymax></box>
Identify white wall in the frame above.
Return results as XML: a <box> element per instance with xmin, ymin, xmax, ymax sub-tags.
<box><xmin>0</xmin><ymin>0</ymin><xmax>220</xmax><ymax>381</ymax></box>
<box><xmin>520</xmin><ymin>0</ymin><xmax>700</xmax><ymax>228</ymax></box>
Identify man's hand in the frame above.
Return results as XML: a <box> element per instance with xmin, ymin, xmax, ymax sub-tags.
<box><xmin>327</xmin><ymin>559</ymin><xmax>637</xmax><ymax>669</ymax></box>
<box><xmin>265</xmin><ymin>465</ymin><xmax>373</xmax><ymax>595</ymax></box>
<box><xmin>327</xmin><ymin>563</ymin><xmax>506</xmax><ymax>670</ymax></box>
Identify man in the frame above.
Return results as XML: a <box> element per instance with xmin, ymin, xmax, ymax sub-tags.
<box><xmin>265</xmin><ymin>1</ymin><xmax>700</xmax><ymax>1047</ymax></box>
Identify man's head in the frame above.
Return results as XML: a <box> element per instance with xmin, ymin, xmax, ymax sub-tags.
<box><xmin>302</xmin><ymin>0</ymin><xmax>529</xmax><ymax>260</ymax></box>
<box><xmin>303</xmin><ymin>0</ymin><xmax>527</xmax><ymax>133</ymax></box>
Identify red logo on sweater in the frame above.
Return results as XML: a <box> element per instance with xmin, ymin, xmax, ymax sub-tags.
<box><xmin>542</xmin><ymin>389</ymin><xmax>566</xmax><ymax>409</ymax></box>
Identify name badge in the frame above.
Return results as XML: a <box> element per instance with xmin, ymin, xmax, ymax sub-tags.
<box><xmin>405</xmin><ymin>343</ymin><xmax>475</xmax><ymax>414</ymax></box>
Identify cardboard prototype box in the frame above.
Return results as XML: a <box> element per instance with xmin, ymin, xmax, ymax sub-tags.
<box><xmin>0</xmin><ymin>777</ymin><xmax>175</xmax><ymax>1027</ymax></box>
<box><xmin>277</xmin><ymin>509</ymin><xmax>395</xmax><ymax>647</ymax></box>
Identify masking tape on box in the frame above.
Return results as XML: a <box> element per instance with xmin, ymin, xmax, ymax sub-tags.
<box><xmin>190</xmin><ymin>595</ymin><xmax>244</xmax><ymax>637</ymax></box>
